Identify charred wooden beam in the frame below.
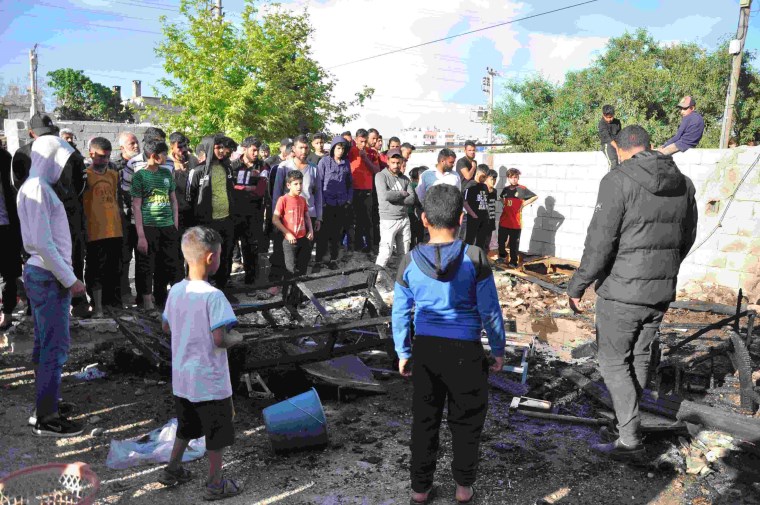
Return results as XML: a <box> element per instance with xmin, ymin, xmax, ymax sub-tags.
<box><xmin>676</xmin><ymin>400</ymin><xmax>760</xmax><ymax>443</ymax></box>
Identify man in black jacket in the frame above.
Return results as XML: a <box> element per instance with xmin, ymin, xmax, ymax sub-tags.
<box><xmin>230</xmin><ymin>137</ymin><xmax>270</xmax><ymax>284</ymax></box>
<box><xmin>0</xmin><ymin>148</ymin><xmax>22</xmax><ymax>330</ymax></box>
<box><xmin>187</xmin><ymin>134</ymin><xmax>237</xmax><ymax>288</ymax></box>
<box><xmin>567</xmin><ymin>125</ymin><xmax>697</xmax><ymax>459</ymax></box>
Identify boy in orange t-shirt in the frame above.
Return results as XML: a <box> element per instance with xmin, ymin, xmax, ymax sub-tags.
<box><xmin>273</xmin><ymin>170</ymin><xmax>314</xmax><ymax>281</ymax></box>
<box><xmin>497</xmin><ymin>168</ymin><xmax>537</xmax><ymax>268</ymax></box>
<box><xmin>83</xmin><ymin>137</ymin><xmax>124</xmax><ymax>316</ymax></box>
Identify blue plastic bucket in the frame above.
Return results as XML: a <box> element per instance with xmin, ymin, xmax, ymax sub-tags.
<box><xmin>262</xmin><ymin>388</ymin><xmax>328</xmax><ymax>452</ymax></box>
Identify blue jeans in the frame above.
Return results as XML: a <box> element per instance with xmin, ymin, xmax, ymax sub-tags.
<box><xmin>25</xmin><ymin>264</ymin><xmax>72</xmax><ymax>420</ymax></box>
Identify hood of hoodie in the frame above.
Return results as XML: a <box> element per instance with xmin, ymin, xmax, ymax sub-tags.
<box><xmin>329</xmin><ymin>135</ymin><xmax>349</xmax><ymax>161</ymax></box>
<box><xmin>202</xmin><ymin>136</ymin><xmax>231</xmax><ymax>174</ymax></box>
<box><xmin>619</xmin><ymin>150</ymin><xmax>686</xmax><ymax>196</ymax></box>
<box><xmin>30</xmin><ymin>136</ymin><xmax>74</xmax><ymax>184</ymax></box>
<box><xmin>411</xmin><ymin>240</ymin><xmax>467</xmax><ymax>282</ymax></box>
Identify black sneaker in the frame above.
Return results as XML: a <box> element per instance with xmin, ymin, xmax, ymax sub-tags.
<box><xmin>327</xmin><ymin>261</ymin><xmax>339</xmax><ymax>271</ymax></box>
<box><xmin>32</xmin><ymin>417</ymin><xmax>84</xmax><ymax>437</ymax></box>
<box><xmin>591</xmin><ymin>439</ymin><xmax>645</xmax><ymax>460</ymax></box>
<box><xmin>28</xmin><ymin>401</ymin><xmax>76</xmax><ymax>426</ymax></box>
<box><xmin>599</xmin><ymin>425</ymin><xmax>618</xmax><ymax>443</ymax></box>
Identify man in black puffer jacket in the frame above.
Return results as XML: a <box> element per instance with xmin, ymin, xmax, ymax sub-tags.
<box><xmin>567</xmin><ymin>125</ymin><xmax>698</xmax><ymax>459</ymax></box>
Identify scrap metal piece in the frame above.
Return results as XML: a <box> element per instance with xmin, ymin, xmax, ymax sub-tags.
<box><xmin>295</xmin><ymin>353</ymin><xmax>385</xmax><ymax>393</ymax></box>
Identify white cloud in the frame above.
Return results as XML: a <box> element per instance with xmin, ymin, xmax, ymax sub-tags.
<box><xmin>526</xmin><ymin>33</ymin><xmax>609</xmax><ymax>83</ymax></box>
<box><xmin>295</xmin><ymin>0</ymin><xmax>527</xmax><ymax>139</ymax></box>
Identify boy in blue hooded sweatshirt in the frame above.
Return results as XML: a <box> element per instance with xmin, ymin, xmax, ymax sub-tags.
<box><xmin>392</xmin><ymin>184</ymin><xmax>505</xmax><ymax>504</ymax></box>
<box><xmin>315</xmin><ymin>136</ymin><xmax>352</xmax><ymax>270</ymax></box>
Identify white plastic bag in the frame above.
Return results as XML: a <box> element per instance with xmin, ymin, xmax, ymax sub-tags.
<box><xmin>106</xmin><ymin>418</ymin><xmax>206</xmax><ymax>469</ymax></box>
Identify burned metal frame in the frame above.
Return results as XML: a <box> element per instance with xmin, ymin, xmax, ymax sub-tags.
<box><xmin>656</xmin><ymin>290</ymin><xmax>758</xmax><ymax>412</ymax></box>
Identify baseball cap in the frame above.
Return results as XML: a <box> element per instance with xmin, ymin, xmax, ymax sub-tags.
<box><xmin>29</xmin><ymin>113</ymin><xmax>57</xmax><ymax>136</ymax></box>
<box><xmin>387</xmin><ymin>148</ymin><xmax>403</xmax><ymax>158</ymax></box>
<box><xmin>400</xmin><ymin>142</ymin><xmax>416</xmax><ymax>151</ymax></box>
<box><xmin>677</xmin><ymin>96</ymin><xmax>695</xmax><ymax>109</ymax></box>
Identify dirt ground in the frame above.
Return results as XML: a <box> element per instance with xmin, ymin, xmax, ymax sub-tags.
<box><xmin>1</xmin><ymin>258</ymin><xmax>759</xmax><ymax>505</ymax></box>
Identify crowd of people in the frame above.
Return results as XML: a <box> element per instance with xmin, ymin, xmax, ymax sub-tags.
<box><xmin>0</xmin><ymin>99</ymin><xmax>703</xmax><ymax>502</ymax></box>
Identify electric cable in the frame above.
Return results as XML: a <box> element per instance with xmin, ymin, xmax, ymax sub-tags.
<box><xmin>328</xmin><ymin>0</ymin><xmax>599</xmax><ymax>69</ymax></box>
<box><xmin>685</xmin><ymin>151</ymin><xmax>760</xmax><ymax>258</ymax></box>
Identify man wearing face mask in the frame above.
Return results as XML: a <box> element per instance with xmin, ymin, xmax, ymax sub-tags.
<box><xmin>17</xmin><ymin>136</ymin><xmax>88</xmax><ymax>437</ymax></box>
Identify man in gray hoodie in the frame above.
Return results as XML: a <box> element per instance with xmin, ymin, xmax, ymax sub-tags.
<box><xmin>375</xmin><ymin>148</ymin><xmax>417</xmax><ymax>269</ymax></box>
<box><xmin>567</xmin><ymin>125</ymin><xmax>698</xmax><ymax>459</ymax></box>
<box><xmin>17</xmin><ymin>136</ymin><xmax>87</xmax><ymax>437</ymax></box>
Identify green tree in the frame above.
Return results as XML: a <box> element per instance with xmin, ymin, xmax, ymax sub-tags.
<box><xmin>46</xmin><ymin>68</ymin><xmax>133</xmax><ymax>122</ymax></box>
<box><xmin>152</xmin><ymin>0</ymin><xmax>373</xmax><ymax>145</ymax></box>
<box><xmin>493</xmin><ymin>29</ymin><xmax>760</xmax><ymax>152</ymax></box>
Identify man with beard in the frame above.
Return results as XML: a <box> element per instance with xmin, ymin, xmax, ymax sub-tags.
<box><xmin>114</xmin><ymin>131</ymin><xmax>141</xmax><ymax>304</ymax></box>
<box><xmin>348</xmin><ymin>129</ymin><xmax>381</xmax><ymax>255</ymax></box>
<box><xmin>168</xmin><ymin>132</ymin><xmax>198</xmax><ymax>232</ymax></box>
<box><xmin>231</xmin><ymin>137</ymin><xmax>270</xmax><ymax>284</ymax></box>
<box><xmin>188</xmin><ymin>135</ymin><xmax>238</xmax><ymax>289</ymax></box>
<box><xmin>568</xmin><ymin>125</ymin><xmax>698</xmax><ymax>459</ymax></box>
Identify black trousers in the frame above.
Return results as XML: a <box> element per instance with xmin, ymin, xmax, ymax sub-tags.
<box><xmin>85</xmin><ymin>237</ymin><xmax>123</xmax><ymax>306</ymax></box>
<box><xmin>233</xmin><ymin>211</ymin><xmax>263</xmax><ymax>282</ymax></box>
<box><xmin>497</xmin><ymin>227</ymin><xmax>521</xmax><ymax>263</ymax></box>
<box><xmin>204</xmin><ymin>218</ymin><xmax>234</xmax><ymax>289</ymax></box>
<box><xmin>351</xmin><ymin>190</ymin><xmax>374</xmax><ymax>252</ymax></box>
<box><xmin>0</xmin><ymin>225</ymin><xmax>22</xmax><ymax>315</ymax></box>
<box><xmin>121</xmin><ymin>221</ymin><xmax>140</xmax><ymax>301</ymax></box>
<box><xmin>135</xmin><ymin>225</ymin><xmax>180</xmax><ymax>306</ymax></box>
<box><xmin>464</xmin><ymin>217</ymin><xmax>492</xmax><ymax>251</ymax></box>
<box><xmin>596</xmin><ymin>296</ymin><xmax>665</xmax><ymax>445</ymax></box>
<box><xmin>409</xmin><ymin>212</ymin><xmax>425</xmax><ymax>248</ymax></box>
<box><xmin>603</xmin><ymin>143</ymin><xmax>618</xmax><ymax>170</ymax></box>
<box><xmin>282</xmin><ymin>236</ymin><xmax>312</xmax><ymax>278</ymax></box>
<box><xmin>411</xmin><ymin>336</ymin><xmax>489</xmax><ymax>493</ymax></box>
<box><xmin>316</xmin><ymin>204</ymin><xmax>349</xmax><ymax>262</ymax></box>
<box><xmin>372</xmin><ymin>187</ymin><xmax>380</xmax><ymax>247</ymax></box>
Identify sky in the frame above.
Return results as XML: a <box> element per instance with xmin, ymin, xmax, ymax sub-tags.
<box><xmin>1</xmin><ymin>0</ymin><xmax>759</xmax><ymax>140</ymax></box>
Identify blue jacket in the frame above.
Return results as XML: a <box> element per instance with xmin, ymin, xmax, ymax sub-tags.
<box><xmin>392</xmin><ymin>240</ymin><xmax>506</xmax><ymax>359</ymax></box>
<box><xmin>319</xmin><ymin>136</ymin><xmax>353</xmax><ymax>207</ymax></box>
<box><xmin>663</xmin><ymin>112</ymin><xmax>704</xmax><ymax>152</ymax></box>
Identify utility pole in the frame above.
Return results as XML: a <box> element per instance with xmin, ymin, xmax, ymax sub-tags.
<box><xmin>213</xmin><ymin>0</ymin><xmax>223</xmax><ymax>19</ymax></box>
<box><xmin>29</xmin><ymin>44</ymin><xmax>39</xmax><ymax>117</ymax></box>
<box><xmin>483</xmin><ymin>67</ymin><xmax>500</xmax><ymax>144</ymax></box>
<box><xmin>720</xmin><ymin>0</ymin><xmax>751</xmax><ymax>148</ymax></box>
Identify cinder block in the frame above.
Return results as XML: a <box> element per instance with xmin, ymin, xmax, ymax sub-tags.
<box><xmin>725</xmin><ymin>252</ymin><xmax>750</xmax><ymax>271</ymax></box>
<box><xmin>717</xmin><ymin>235</ymin><xmax>749</xmax><ymax>253</ymax></box>
<box><xmin>704</xmin><ymin>267</ymin><xmax>740</xmax><ymax>289</ymax></box>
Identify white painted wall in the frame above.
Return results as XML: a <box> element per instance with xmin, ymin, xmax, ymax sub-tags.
<box><xmin>405</xmin><ymin>147</ymin><xmax>760</xmax><ymax>302</ymax></box>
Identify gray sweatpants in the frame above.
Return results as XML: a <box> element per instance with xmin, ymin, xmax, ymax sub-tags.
<box><xmin>595</xmin><ymin>296</ymin><xmax>665</xmax><ymax>445</ymax></box>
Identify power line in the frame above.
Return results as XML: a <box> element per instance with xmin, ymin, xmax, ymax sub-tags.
<box><xmin>328</xmin><ymin>0</ymin><xmax>599</xmax><ymax>69</ymax></box>
<box><xmin>32</xmin><ymin>1</ymin><xmax>159</xmax><ymax>22</ymax></box>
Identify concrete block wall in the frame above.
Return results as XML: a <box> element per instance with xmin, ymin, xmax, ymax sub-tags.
<box><xmin>406</xmin><ymin>146</ymin><xmax>760</xmax><ymax>303</ymax></box>
<box><xmin>4</xmin><ymin>119</ymin><xmax>150</xmax><ymax>155</ymax></box>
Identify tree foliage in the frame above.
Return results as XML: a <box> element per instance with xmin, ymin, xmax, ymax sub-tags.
<box><xmin>493</xmin><ymin>29</ymin><xmax>760</xmax><ymax>152</ymax></box>
<box><xmin>152</xmin><ymin>0</ymin><xmax>374</xmax><ymax>145</ymax></box>
<box><xmin>46</xmin><ymin>69</ymin><xmax>133</xmax><ymax>122</ymax></box>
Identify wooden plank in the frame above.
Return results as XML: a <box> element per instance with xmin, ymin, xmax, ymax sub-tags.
<box><xmin>239</xmin><ymin>316</ymin><xmax>391</xmax><ymax>343</ymax></box>
<box><xmin>225</xmin><ymin>266</ymin><xmax>376</xmax><ymax>295</ymax></box>
<box><xmin>295</xmin><ymin>281</ymin><xmax>331</xmax><ymax>322</ymax></box>
<box><xmin>519</xmin><ymin>410</ymin><xmax>608</xmax><ymax>427</ymax></box>
<box><xmin>669</xmin><ymin>300</ymin><xmax>747</xmax><ymax>315</ymax></box>
<box><xmin>676</xmin><ymin>400</ymin><xmax>760</xmax><ymax>443</ymax></box>
<box><xmin>245</xmin><ymin>338</ymin><xmax>390</xmax><ymax>370</ymax></box>
<box><xmin>666</xmin><ymin>312</ymin><xmax>748</xmax><ymax>354</ymax></box>
<box><xmin>506</xmin><ymin>269</ymin><xmax>566</xmax><ymax>295</ymax></box>
<box><xmin>559</xmin><ymin>368</ymin><xmax>682</xmax><ymax>419</ymax></box>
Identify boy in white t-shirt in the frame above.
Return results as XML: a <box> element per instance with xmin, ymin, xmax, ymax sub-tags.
<box><xmin>160</xmin><ymin>226</ymin><xmax>243</xmax><ymax>501</ymax></box>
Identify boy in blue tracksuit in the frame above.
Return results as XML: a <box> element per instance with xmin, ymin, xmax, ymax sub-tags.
<box><xmin>392</xmin><ymin>184</ymin><xmax>505</xmax><ymax>505</ymax></box>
